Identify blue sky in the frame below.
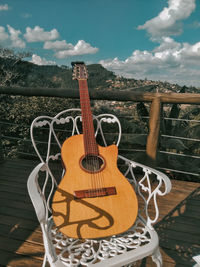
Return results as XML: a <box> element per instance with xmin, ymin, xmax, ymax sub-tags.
<box><xmin>0</xmin><ymin>0</ymin><xmax>200</xmax><ymax>87</ymax></box>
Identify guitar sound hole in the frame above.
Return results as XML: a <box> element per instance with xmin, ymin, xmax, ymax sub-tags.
<box><xmin>81</xmin><ymin>154</ymin><xmax>105</xmax><ymax>173</ymax></box>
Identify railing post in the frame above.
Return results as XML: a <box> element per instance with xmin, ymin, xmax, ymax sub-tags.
<box><xmin>146</xmin><ymin>96</ymin><xmax>161</xmax><ymax>166</ymax></box>
<box><xmin>0</xmin><ymin>125</ymin><xmax>4</xmax><ymax>163</ymax></box>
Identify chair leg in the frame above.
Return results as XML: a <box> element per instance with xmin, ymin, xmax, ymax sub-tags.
<box><xmin>42</xmin><ymin>253</ymin><xmax>48</xmax><ymax>267</ymax></box>
<box><xmin>151</xmin><ymin>248</ymin><xmax>162</xmax><ymax>267</ymax></box>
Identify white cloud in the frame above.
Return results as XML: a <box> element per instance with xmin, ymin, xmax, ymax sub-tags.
<box><xmin>153</xmin><ymin>37</ymin><xmax>181</xmax><ymax>53</ymax></box>
<box><xmin>138</xmin><ymin>0</ymin><xmax>196</xmax><ymax>38</ymax></box>
<box><xmin>100</xmin><ymin>0</ymin><xmax>200</xmax><ymax>86</ymax></box>
<box><xmin>7</xmin><ymin>25</ymin><xmax>26</xmax><ymax>48</ymax></box>
<box><xmin>54</xmin><ymin>40</ymin><xmax>98</xmax><ymax>58</ymax></box>
<box><xmin>43</xmin><ymin>40</ymin><xmax>72</xmax><ymax>50</ymax></box>
<box><xmin>0</xmin><ymin>26</ymin><xmax>9</xmax><ymax>41</ymax></box>
<box><xmin>0</xmin><ymin>4</ymin><xmax>9</xmax><ymax>11</ymax></box>
<box><xmin>24</xmin><ymin>26</ymin><xmax>59</xmax><ymax>42</ymax></box>
<box><xmin>0</xmin><ymin>25</ymin><xmax>26</xmax><ymax>48</ymax></box>
<box><xmin>180</xmin><ymin>42</ymin><xmax>200</xmax><ymax>63</ymax></box>
<box><xmin>30</xmin><ymin>54</ymin><xmax>56</xmax><ymax>66</ymax></box>
<box><xmin>100</xmin><ymin>38</ymin><xmax>200</xmax><ymax>87</ymax></box>
<box><xmin>0</xmin><ymin>24</ymin><xmax>98</xmax><ymax>62</ymax></box>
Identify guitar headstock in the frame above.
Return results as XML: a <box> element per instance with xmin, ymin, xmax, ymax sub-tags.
<box><xmin>72</xmin><ymin>61</ymin><xmax>88</xmax><ymax>80</ymax></box>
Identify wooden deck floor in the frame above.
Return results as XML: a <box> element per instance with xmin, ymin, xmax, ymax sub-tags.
<box><xmin>0</xmin><ymin>158</ymin><xmax>200</xmax><ymax>267</ymax></box>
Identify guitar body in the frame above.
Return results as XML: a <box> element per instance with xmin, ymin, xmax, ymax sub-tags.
<box><xmin>52</xmin><ymin>134</ymin><xmax>138</xmax><ymax>239</ymax></box>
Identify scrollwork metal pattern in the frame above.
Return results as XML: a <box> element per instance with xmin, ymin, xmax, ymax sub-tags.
<box><xmin>30</xmin><ymin>109</ymin><xmax>122</xmax><ymax>163</ymax></box>
<box><xmin>47</xmin><ymin>218</ymin><xmax>151</xmax><ymax>266</ymax></box>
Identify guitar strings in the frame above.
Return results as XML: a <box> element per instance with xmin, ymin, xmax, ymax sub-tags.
<box><xmin>85</xmin><ymin>109</ymin><xmax>105</xmax><ymax>196</ymax></box>
<box><xmin>82</xmin><ymin>99</ymin><xmax>105</xmax><ymax>196</ymax></box>
<box><xmin>83</xmin><ymin>104</ymin><xmax>94</xmax><ymax>197</ymax></box>
<box><xmin>79</xmin><ymin>77</ymin><xmax>105</xmax><ymax>197</ymax></box>
<box><xmin>81</xmin><ymin>93</ymin><xmax>98</xmax><ymax>196</ymax></box>
<box><xmin>90</xmin><ymin>118</ymin><xmax>105</xmax><ymax>197</ymax></box>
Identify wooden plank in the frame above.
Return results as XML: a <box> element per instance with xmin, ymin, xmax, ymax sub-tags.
<box><xmin>0</xmin><ymin>191</ymin><xmax>31</xmax><ymax>202</ymax></box>
<box><xmin>0</xmin><ymin>224</ymin><xmax>43</xmax><ymax>244</ymax></box>
<box><xmin>0</xmin><ymin>158</ymin><xmax>39</xmax><ymax>167</ymax></box>
<box><xmin>0</xmin><ymin>249</ymin><xmax>43</xmax><ymax>267</ymax></box>
<box><xmin>136</xmin><ymin>245</ymin><xmax>197</xmax><ymax>267</ymax></box>
<box><xmin>0</xmin><ymin>170</ymin><xmax>60</xmax><ymax>181</ymax></box>
<box><xmin>134</xmin><ymin>246</ymin><xmax>194</xmax><ymax>267</ymax></box>
<box><xmin>0</xmin><ymin>214</ymin><xmax>39</xmax><ymax>231</ymax></box>
<box><xmin>0</xmin><ymin>236</ymin><xmax>44</xmax><ymax>260</ymax></box>
<box><xmin>0</xmin><ymin>206</ymin><xmax>37</xmax><ymax>221</ymax></box>
<box><xmin>170</xmin><ymin>179</ymin><xmax>200</xmax><ymax>189</ymax></box>
<box><xmin>156</xmin><ymin>195</ymin><xmax>200</xmax><ymax>207</ymax></box>
<box><xmin>0</xmin><ymin>176</ymin><xmax>30</xmax><ymax>185</ymax></box>
<box><xmin>158</xmin><ymin>228</ymin><xmax>200</xmax><ymax>244</ymax></box>
<box><xmin>159</xmin><ymin>247</ymin><xmax>196</xmax><ymax>267</ymax></box>
<box><xmin>0</xmin><ymin>185</ymin><xmax>31</xmax><ymax>197</ymax></box>
<box><xmin>0</xmin><ymin>159</ymin><xmax>38</xmax><ymax>172</ymax></box>
<box><xmin>0</xmin><ymin>199</ymin><xmax>34</xmax><ymax>211</ymax></box>
<box><xmin>0</xmin><ymin>180</ymin><xmax>28</xmax><ymax>190</ymax></box>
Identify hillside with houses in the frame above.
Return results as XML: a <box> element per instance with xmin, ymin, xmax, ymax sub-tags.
<box><xmin>1</xmin><ymin>56</ymin><xmax>199</xmax><ymax>93</ymax></box>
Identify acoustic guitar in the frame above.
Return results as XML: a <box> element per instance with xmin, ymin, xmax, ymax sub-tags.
<box><xmin>52</xmin><ymin>62</ymin><xmax>138</xmax><ymax>239</ymax></box>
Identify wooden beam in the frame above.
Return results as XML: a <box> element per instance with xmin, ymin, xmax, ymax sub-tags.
<box><xmin>1</xmin><ymin>86</ymin><xmax>200</xmax><ymax>104</ymax></box>
<box><xmin>0</xmin><ymin>85</ymin><xmax>155</xmax><ymax>101</ymax></box>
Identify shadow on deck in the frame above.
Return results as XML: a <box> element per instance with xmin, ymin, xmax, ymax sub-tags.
<box><xmin>0</xmin><ymin>158</ymin><xmax>199</xmax><ymax>267</ymax></box>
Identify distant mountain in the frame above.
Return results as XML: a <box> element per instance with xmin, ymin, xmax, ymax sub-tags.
<box><xmin>0</xmin><ymin>56</ymin><xmax>199</xmax><ymax>93</ymax></box>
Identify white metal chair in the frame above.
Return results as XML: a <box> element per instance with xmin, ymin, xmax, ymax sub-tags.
<box><xmin>27</xmin><ymin>108</ymin><xmax>171</xmax><ymax>267</ymax></box>
<box><xmin>193</xmin><ymin>255</ymin><xmax>200</xmax><ymax>267</ymax></box>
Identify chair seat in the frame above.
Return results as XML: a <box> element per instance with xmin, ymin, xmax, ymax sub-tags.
<box><xmin>44</xmin><ymin>216</ymin><xmax>159</xmax><ymax>266</ymax></box>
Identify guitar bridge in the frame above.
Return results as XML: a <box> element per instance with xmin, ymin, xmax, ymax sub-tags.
<box><xmin>74</xmin><ymin>187</ymin><xmax>117</xmax><ymax>199</ymax></box>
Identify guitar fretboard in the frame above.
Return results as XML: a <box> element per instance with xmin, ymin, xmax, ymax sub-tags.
<box><xmin>78</xmin><ymin>79</ymin><xmax>99</xmax><ymax>156</ymax></box>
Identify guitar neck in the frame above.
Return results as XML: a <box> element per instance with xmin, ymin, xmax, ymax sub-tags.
<box><xmin>78</xmin><ymin>79</ymin><xmax>99</xmax><ymax>156</ymax></box>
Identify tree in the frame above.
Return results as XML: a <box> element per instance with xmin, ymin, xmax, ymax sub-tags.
<box><xmin>0</xmin><ymin>48</ymin><xmax>31</xmax><ymax>86</ymax></box>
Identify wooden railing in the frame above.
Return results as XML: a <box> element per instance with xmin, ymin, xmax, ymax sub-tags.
<box><xmin>1</xmin><ymin>86</ymin><xmax>200</xmax><ymax>167</ymax></box>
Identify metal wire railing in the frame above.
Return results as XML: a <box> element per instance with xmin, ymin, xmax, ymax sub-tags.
<box><xmin>0</xmin><ymin>114</ymin><xmax>199</xmax><ymax>180</ymax></box>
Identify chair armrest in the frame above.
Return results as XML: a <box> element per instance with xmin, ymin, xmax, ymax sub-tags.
<box><xmin>27</xmin><ymin>162</ymin><xmax>47</xmax><ymax>223</ymax></box>
<box><xmin>118</xmin><ymin>155</ymin><xmax>172</xmax><ymax>228</ymax></box>
<box><xmin>140</xmin><ymin>166</ymin><xmax>172</xmax><ymax>228</ymax></box>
